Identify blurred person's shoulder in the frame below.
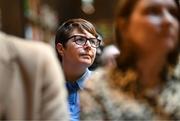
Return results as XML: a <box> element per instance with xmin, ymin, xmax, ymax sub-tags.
<box><xmin>0</xmin><ymin>31</ymin><xmax>60</xmax><ymax>78</ymax></box>
<box><xmin>84</xmin><ymin>67</ymin><xmax>112</xmax><ymax>90</ymax></box>
<box><xmin>160</xmin><ymin>65</ymin><xmax>180</xmax><ymax>118</ymax></box>
<box><xmin>174</xmin><ymin>56</ymin><xmax>180</xmax><ymax>79</ymax></box>
<box><xmin>80</xmin><ymin>67</ymin><xmax>111</xmax><ymax>120</ymax></box>
<box><xmin>0</xmin><ymin>31</ymin><xmax>56</xmax><ymax>62</ymax></box>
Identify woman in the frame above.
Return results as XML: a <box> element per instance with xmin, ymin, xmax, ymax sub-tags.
<box><xmin>55</xmin><ymin>18</ymin><xmax>101</xmax><ymax>121</ymax></box>
<box><xmin>80</xmin><ymin>0</ymin><xmax>180</xmax><ymax>120</ymax></box>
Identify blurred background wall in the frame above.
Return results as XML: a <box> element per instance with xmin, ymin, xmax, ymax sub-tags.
<box><xmin>0</xmin><ymin>0</ymin><xmax>117</xmax><ymax>45</ymax></box>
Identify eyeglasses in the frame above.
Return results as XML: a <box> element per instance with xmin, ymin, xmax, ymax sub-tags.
<box><xmin>67</xmin><ymin>35</ymin><xmax>101</xmax><ymax>48</ymax></box>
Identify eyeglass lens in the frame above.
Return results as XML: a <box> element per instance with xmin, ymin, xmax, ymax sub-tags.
<box><xmin>74</xmin><ymin>36</ymin><xmax>99</xmax><ymax>47</ymax></box>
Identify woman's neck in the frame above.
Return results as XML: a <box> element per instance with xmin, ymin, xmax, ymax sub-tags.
<box><xmin>136</xmin><ymin>52</ymin><xmax>167</xmax><ymax>89</ymax></box>
<box><xmin>62</xmin><ymin>62</ymin><xmax>87</xmax><ymax>82</ymax></box>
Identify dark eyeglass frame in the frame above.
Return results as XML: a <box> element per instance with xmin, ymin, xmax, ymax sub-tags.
<box><xmin>67</xmin><ymin>35</ymin><xmax>101</xmax><ymax>48</ymax></box>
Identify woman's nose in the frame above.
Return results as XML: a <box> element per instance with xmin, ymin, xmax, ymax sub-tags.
<box><xmin>83</xmin><ymin>40</ymin><xmax>92</xmax><ymax>47</ymax></box>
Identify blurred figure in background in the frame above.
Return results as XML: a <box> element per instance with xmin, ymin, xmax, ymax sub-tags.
<box><xmin>0</xmin><ymin>31</ymin><xmax>69</xmax><ymax>120</ymax></box>
<box><xmin>80</xmin><ymin>0</ymin><xmax>180</xmax><ymax>120</ymax></box>
<box><xmin>55</xmin><ymin>18</ymin><xmax>101</xmax><ymax>121</ymax></box>
<box><xmin>100</xmin><ymin>44</ymin><xmax>120</xmax><ymax>68</ymax></box>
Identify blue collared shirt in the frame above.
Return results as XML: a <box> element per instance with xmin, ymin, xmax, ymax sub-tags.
<box><xmin>66</xmin><ymin>69</ymin><xmax>91</xmax><ymax>121</ymax></box>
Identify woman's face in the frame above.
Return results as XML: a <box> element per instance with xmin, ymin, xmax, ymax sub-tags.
<box><xmin>123</xmin><ymin>0</ymin><xmax>179</xmax><ymax>54</ymax></box>
<box><xmin>60</xmin><ymin>29</ymin><xmax>97</xmax><ymax>68</ymax></box>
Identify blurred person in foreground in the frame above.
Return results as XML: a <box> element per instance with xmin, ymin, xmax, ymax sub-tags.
<box><xmin>0</xmin><ymin>31</ymin><xmax>69</xmax><ymax>120</ymax></box>
<box><xmin>80</xmin><ymin>0</ymin><xmax>180</xmax><ymax>120</ymax></box>
<box><xmin>55</xmin><ymin>18</ymin><xmax>101</xmax><ymax>121</ymax></box>
<box><xmin>175</xmin><ymin>55</ymin><xmax>180</xmax><ymax>79</ymax></box>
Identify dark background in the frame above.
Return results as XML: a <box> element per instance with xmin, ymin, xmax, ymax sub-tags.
<box><xmin>0</xmin><ymin>0</ymin><xmax>117</xmax><ymax>44</ymax></box>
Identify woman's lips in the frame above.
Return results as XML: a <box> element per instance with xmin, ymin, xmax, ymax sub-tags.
<box><xmin>80</xmin><ymin>53</ymin><xmax>92</xmax><ymax>59</ymax></box>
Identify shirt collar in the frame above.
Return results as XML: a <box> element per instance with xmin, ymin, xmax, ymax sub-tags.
<box><xmin>76</xmin><ymin>69</ymin><xmax>91</xmax><ymax>90</ymax></box>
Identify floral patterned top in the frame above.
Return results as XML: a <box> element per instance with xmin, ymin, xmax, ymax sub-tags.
<box><xmin>80</xmin><ymin>66</ymin><xmax>180</xmax><ymax>120</ymax></box>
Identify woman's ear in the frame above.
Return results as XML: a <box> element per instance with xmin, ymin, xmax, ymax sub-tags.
<box><xmin>56</xmin><ymin>43</ymin><xmax>64</xmax><ymax>56</ymax></box>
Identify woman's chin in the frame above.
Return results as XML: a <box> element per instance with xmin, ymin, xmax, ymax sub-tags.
<box><xmin>157</xmin><ymin>38</ymin><xmax>177</xmax><ymax>53</ymax></box>
<box><xmin>79</xmin><ymin>59</ymin><xmax>92</xmax><ymax>67</ymax></box>
<box><xmin>165</xmin><ymin>41</ymin><xmax>177</xmax><ymax>52</ymax></box>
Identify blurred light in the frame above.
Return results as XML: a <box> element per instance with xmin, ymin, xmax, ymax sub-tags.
<box><xmin>81</xmin><ymin>0</ymin><xmax>95</xmax><ymax>15</ymax></box>
<box><xmin>81</xmin><ymin>0</ymin><xmax>94</xmax><ymax>4</ymax></box>
<box><xmin>81</xmin><ymin>3</ymin><xmax>95</xmax><ymax>15</ymax></box>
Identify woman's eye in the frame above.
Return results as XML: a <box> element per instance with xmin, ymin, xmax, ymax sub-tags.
<box><xmin>76</xmin><ymin>37</ymin><xmax>86</xmax><ymax>43</ymax></box>
<box><xmin>169</xmin><ymin>8</ymin><xmax>179</xmax><ymax>19</ymax></box>
<box><xmin>79</xmin><ymin>38</ymin><xmax>85</xmax><ymax>41</ymax></box>
<box><xmin>145</xmin><ymin>7</ymin><xmax>161</xmax><ymax>15</ymax></box>
<box><xmin>90</xmin><ymin>39</ymin><xmax>96</xmax><ymax>45</ymax></box>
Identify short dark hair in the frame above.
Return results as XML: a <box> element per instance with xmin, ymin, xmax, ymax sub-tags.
<box><xmin>55</xmin><ymin>18</ymin><xmax>99</xmax><ymax>61</ymax></box>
